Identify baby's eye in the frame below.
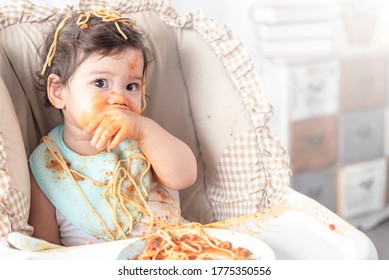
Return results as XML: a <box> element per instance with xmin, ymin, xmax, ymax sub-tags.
<box><xmin>126</xmin><ymin>83</ymin><xmax>139</xmax><ymax>92</ymax></box>
<box><xmin>94</xmin><ymin>79</ymin><xmax>109</xmax><ymax>88</ymax></box>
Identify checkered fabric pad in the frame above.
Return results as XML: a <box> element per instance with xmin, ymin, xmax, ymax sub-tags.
<box><xmin>0</xmin><ymin>136</ymin><xmax>33</xmax><ymax>238</ymax></box>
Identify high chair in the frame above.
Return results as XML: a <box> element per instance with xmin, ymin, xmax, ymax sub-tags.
<box><xmin>0</xmin><ymin>0</ymin><xmax>378</xmax><ymax>259</ymax></box>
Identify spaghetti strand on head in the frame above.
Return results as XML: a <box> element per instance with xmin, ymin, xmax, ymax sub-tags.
<box><xmin>41</xmin><ymin>8</ymin><xmax>139</xmax><ymax>76</ymax></box>
<box><xmin>41</xmin><ymin>16</ymin><xmax>69</xmax><ymax>76</ymax></box>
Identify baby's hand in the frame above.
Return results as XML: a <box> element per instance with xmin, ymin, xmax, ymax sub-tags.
<box><xmin>83</xmin><ymin>109</ymin><xmax>142</xmax><ymax>151</ymax></box>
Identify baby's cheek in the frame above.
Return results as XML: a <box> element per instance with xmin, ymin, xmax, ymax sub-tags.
<box><xmin>79</xmin><ymin>111</ymin><xmax>95</xmax><ymax>128</ymax></box>
<box><xmin>79</xmin><ymin>95</ymin><xmax>107</xmax><ymax>127</ymax></box>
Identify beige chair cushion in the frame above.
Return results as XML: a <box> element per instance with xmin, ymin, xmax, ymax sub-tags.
<box><xmin>0</xmin><ymin>50</ymin><xmax>34</xmax><ymax>237</ymax></box>
<box><xmin>0</xmin><ymin>0</ymin><xmax>290</xmax><ymax>237</ymax></box>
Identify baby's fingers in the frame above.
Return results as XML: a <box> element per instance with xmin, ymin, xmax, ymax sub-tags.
<box><xmin>83</xmin><ymin>113</ymin><xmax>107</xmax><ymax>135</ymax></box>
<box><xmin>108</xmin><ymin>127</ymin><xmax>129</xmax><ymax>150</ymax></box>
<box><xmin>92</xmin><ymin>119</ymin><xmax>120</xmax><ymax>150</ymax></box>
<box><xmin>95</xmin><ymin>123</ymin><xmax>123</xmax><ymax>150</ymax></box>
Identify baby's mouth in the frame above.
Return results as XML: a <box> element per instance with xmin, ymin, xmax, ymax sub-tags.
<box><xmin>110</xmin><ymin>104</ymin><xmax>128</xmax><ymax>110</ymax></box>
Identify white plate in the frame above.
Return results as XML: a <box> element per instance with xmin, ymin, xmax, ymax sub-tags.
<box><xmin>117</xmin><ymin>228</ymin><xmax>275</xmax><ymax>260</ymax></box>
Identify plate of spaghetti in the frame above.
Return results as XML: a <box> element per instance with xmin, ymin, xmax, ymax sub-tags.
<box><xmin>117</xmin><ymin>224</ymin><xmax>275</xmax><ymax>260</ymax></box>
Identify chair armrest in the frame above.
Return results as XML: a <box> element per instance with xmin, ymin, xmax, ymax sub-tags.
<box><xmin>210</xmin><ymin>188</ymin><xmax>378</xmax><ymax>259</ymax></box>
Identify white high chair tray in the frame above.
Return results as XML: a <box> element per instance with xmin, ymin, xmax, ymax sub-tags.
<box><xmin>0</xmin><ymin>189</ymin><xmax>377</xmax><ymax>260</ymax></box>
<box><xmin>213</xmin><ymin>188</ymin><xmax>377</xmax><ymax>260</ymax></box>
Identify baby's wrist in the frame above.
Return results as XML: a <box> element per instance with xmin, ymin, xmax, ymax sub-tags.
<box><xmin>134</xmin><ymin>115</ymin><xmax>147</xmax><ymax>142</ymax></box>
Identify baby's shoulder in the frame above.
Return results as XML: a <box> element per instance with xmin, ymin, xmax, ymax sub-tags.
<box><xmin>29</xmin><ymin>125</ymin><xmax>62</xmax><ymax>165</ymax></box>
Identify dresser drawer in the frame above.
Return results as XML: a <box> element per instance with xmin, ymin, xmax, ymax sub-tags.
<box><xmin>340</xmin><ymin>55</ymin><xmax>388</xmax><ymax>112</ymax></box>
<box><xmin>290</xmin><ymin>116</ymin><xmax>337</xmax><ymax>172</ymax></box>
<box><xmin>292</xmin><ymin>167</ymin><xmax>337</xmax><ymax>211</ymax></box>
<box><xmin>339</xmin><ymin>109</ymin><xmax>384</xmax><ymax>164</ymax></box>
<box><xmin>337</xmin><ymin>158</ymin><xmax>387</xmax><ymax>219</ymax></box>
<box><xmin>290</xmin><ymin>60</ymin><xmax>339</xmax><ymax>121</ymax></box>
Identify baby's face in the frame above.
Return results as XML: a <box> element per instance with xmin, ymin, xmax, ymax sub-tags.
<box><xmin>61</xmin><ymin>47</ymin><xmax>144</xmax><ymax>129</ymax></box>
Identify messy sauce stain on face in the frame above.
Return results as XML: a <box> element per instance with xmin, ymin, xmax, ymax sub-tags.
<box><xmin>128</xmin><ymin>54</ymin><xmax>144</xmax><ymax>115</ymax></box>
<box><xmin>80</xmin><ymin>93</ymin><xmax>107</xmax><ymax>128</ymax></box>
<box><xmin>127</xmin><ymin>54</ymin><xmax>139</xmax><ymax>75</ymax></box>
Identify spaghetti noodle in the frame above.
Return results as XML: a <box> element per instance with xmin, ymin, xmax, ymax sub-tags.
<box><xmin>42</xmin><ymin>135</ymin><xmax>181</xmax><ymax>240</ymax></box>
<box><xmin>134</xmin><ymin>223</ymin><xmax>254</xmax><ymax>260</ymax></box>
<box><xmin>42</xmin><ymin>9</ymin><xmax>138</xmax><ymax>76</ymax></box>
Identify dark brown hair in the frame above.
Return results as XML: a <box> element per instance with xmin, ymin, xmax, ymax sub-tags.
<box><xmin>35</xmin><ymin>11</ymin><xmax>152</xmax><ymax>107</ymax></box>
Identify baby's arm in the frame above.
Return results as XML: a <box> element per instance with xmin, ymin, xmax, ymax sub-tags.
<box><xmin>137</xmin><ymin>117</ymin><xmax>197</xmax><ymax>190</ymax></box>
<box><xmin>84</xmin><ymin>109</ymin><xmax>197</xmax><ymax>190</ymax></box>
<box><xmin>28</xmin><ymin>172</ymin><xmax>61</xmax><ymax>245</ymax></box>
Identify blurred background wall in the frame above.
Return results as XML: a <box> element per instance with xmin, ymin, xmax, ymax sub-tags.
<box><xmin>174</xmin><ymin>0</ymin><xmax>389</xmax><ymax>231</ymax></box>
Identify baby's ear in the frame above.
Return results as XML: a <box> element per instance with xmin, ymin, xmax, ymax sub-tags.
<box><xmin>47</xmin><ymin>74</ymin><xmax>66</xmax><ymax>109</ymax></box>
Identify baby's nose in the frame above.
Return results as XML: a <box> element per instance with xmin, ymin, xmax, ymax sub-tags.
<box><xmin>108</xmin><ymin>91</ymin><xmax>129</xmax><ymax>105</ymax></box>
